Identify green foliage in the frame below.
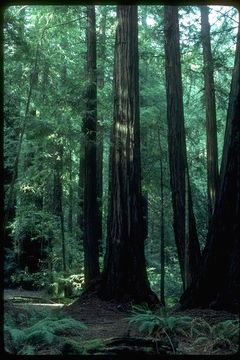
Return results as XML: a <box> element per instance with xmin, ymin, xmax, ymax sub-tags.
<box><xmin>128</xmin><ymin>305</ymin><xmax>192</xmax><ymax>352</ymax></box>
<box><xmin>60</xmin><ymin>338</ymin><xmax>105</xmax><ymax>355</ymax></box>
<box><xmin>81</xmin><ymin>339</ymin><xmax>106</xmax><ymax>355</ymax></box>
<box><xmin>128</xmin><ymin>305</ymin><xmax>192</xmax><ymax>337</ymax></box>
<box><xmin>28</xmin><ymin>317</ymin><xmax>87</xmax><ymax>336</ymax></box>
<box><xmin>25</xmin><ymin>329</ymin><xmax>55</xmax><ymax>346</ymax></box>
<box><xmin>47</xmin><ymin>273</ymin><xmax>84</xmax><ymax>298</ymax></box>
<box><xmin>10</xmin><ymin>270</ymin><xmax>49</xmax><ymax>290</ymax></box>
<box><xmin>4</xmin><ymin>5</ymin><xmax>238</xmax><ymax>317</ymax></box>
<box><xmin>146</xmin><ymin>252</ymin><xmax>182</xmax><ymax>298</ymax></box>
<box><xmin>4</xmin><ymin>248</ymin><xmax>18</xmax><ymax>286</ymax></box>
<box><xmin>128</xmin><ymin>305</ymin><xmax>239</xmax><ymax>354</ymax></box>
<box><xmin>190</xmin><ymin>318</ymin><xmax>239</xmax><ymax>353</ymax></box>
<box><xmin>4</xmin><ymin>327</ymin><xmax>27</xmax><ymax>353</ymax></box>
<box><xmin>4</xmin><ymin>306</ymin><xmax>87</xmax><ymax>355</ymax></box>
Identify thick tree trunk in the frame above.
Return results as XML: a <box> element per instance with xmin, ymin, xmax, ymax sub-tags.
<box><xmin>164</xmin><ymin>6</ymin><xmax>201</xmax><ymax>290</ymax></box>
<box><xmin>180</xmin><ymin>21</ymin><xmax>240</xmax><ymax>313</ymax></box>
<box><xmin>200</xmin><ymin>5</ymin><xmax>219</xmax><ymax>217</ymax></box>
<box><xmin>99</xmin><ymin>5</ymin><xmax>159</xmax><ymax>305</ymax></box>
<box><xmin>82</xmin><ymin>5</ymin><xmax>100</xmax><ymax>285</ymax></box>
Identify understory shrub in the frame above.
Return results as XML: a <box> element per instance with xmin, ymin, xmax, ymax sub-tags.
<box><xmin>47</xmin><ymin>273</ymin><xmax>84</xmax><ymax>298</ymax></box>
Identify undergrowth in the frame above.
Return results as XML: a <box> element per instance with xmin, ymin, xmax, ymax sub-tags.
<box><xmin>187</xmin><ymin>318</ymin><xmax>239</xmax><ymax>354</ymax></box>
<box><xmin>127</xmin><ymin>304</ymin><xmax>239</xmax><ymax>354</ymax></box>
<box><xmin>4</xmin><ymin>306</ymin><xmax>87</xmax><ymax>355</ymax></box>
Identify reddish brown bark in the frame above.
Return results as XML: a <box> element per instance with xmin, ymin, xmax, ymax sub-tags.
<box><xmin>164</xmin><ymin>6</ymin><xmax>201</xmax><ymax>290</ymax></box>
<box><xmin>180</xmin><ymin>21</ymin><xmax>240</xmax><ymax>313</ymax></box>
<box><xmin>200</xmin><ymin>5</ymin><xmax>219</xmax><ymax>217</ymax></box>
<box><xmin>99</xmin><ymin>5</ymin><xmax>158</xmax><ymax>305</ymax></box>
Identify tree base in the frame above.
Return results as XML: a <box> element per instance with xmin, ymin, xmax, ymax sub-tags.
<box><xmin>80</xmin><ymin>276</ymin><xmax>161</xmax><ymax>309</ymax></box>
<box><xmin>179</xmin><ymin>283</ymin><xmax>239</xmax><ymax>314</ymax></box>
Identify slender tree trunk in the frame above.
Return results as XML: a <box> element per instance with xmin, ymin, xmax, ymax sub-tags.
<box><xmin>96</xmin><ymin>127</ymin><xmax>103</xmax><ymax>255</ymax></box>
<box><xmin>53</xmin><ymin>144</ymin><xmax>66</xmax><ymax>273</ymax></box>
<box><xmin>77</xmin><ymin>141</ymin><xmax>85</xmax><ymax>245</ymax></box>
<box><xmin>157</xmin><ymin>127</ymin><xmax>165</xmax><ymax>306</ymax></box>
<box><xmin>184</xmin><ymin>170</ymin><xmax>190</xmax><ymax>288</ymax></box>
<box><xmin>200</xmin><ymin>5</ymin><xmax>219</xmax><ymax>217</ymax></box>
<box><xmin>68</xmin><ymin>147</ymin><xmax>73</xmax><ymax>233</ymax></box>
<box><xmin>99</xmin><ymin>5</ymin><xmax>159</xmax><ymax>305</ymax></box>
<box><xmin>164</xmin><ymin>6</ymin><xmax>201</xmax><ymax>290</ymax></box>
<box><xmin>82</xmin><ymin>5</ymin><xmax>100</xmax><ymax>285</ymax></box>
<box><xmin>98</xmin><ymin>7</ymin><xmax>107</xmax><ymax>89</ymax></box>
<box><xmin>180</xmin><ymin>20</ymin><xmax>240</xmax><ymax>313</ymax></box>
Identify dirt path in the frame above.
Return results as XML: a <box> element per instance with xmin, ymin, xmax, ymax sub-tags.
<box><xmin>4</xmin><ymin>288</ymin><xmax>150</xmax><ymax>340</ymax></box>
<box><xmin>63</xmin><ymin>291</ymin><xmax>142</xmax><ymax>341</ymax></box>
<box><xmin>4</xmin><ymin>288</ymin><xmax>64</xmax><ymax>309</ymax></box>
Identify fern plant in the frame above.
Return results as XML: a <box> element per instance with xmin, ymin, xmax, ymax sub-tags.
<box><xmin>4</xmin><ymin>307</ymin><xmax>87</xmax><ymax>355</ymax></box>
<box><xmin>190</xmin><ymin>318</ymin><xmax>239</xmax><ymax>353</ymax></box>
<box><xmin>127</xmin><ymin>305</ymin><xmax>192</xmax><ymax>352</ymax></box>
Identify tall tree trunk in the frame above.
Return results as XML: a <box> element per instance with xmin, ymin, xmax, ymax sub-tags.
<box><xmin>180</xmin><ymin>20</ymin><xmax>240</xmax><ymax>313</ymax></box>
<box><xmin>99</xmin><ymin>5</ymin><xmax>159</xmax><ymax>305</ymax></box>
<box><xmin>53</xmin><ymin>143</ymin><xmax>66</xmax><ymax>273</ymax></box>
<box><xmin>200</xmin><ymin>5</ymin><xmax>219</xmax><ymax>217</ymax></box>
<box><xmin>96</xmin><ymin>126</ymin><xmax>103</xmax><ymax>255</ymax></box>
<box><xmin>157</xmin><ymin>126</ymin><xmax>165</xmax><ymax>306</ymax></box>
<box><xmin>96</xmin><ymin>7</ymin><xmax>107</xmax><ymax>257</ymax></box>
<box><xmin>82</xmin><ymin>5</ymin><xmax>100</xmax><ymax>285</ymax></box>
<box><xmin>98</xmin><ymin>7</ymin><xmax>107</xmax><ymax>89</ymax></box>
<box><xmin>164</xmin><ymin>6</ymin><xmax>201</xmax><ymax>290</ymax></box>
<box><xmin>68</xmin><ymin>147</ymin><xmax>73</xmax><ymax>233</ymax></box>
<box><xmin>77</xmin><ymin>141</ymin><xmax>85</xmax><ymax>245</ymax></box>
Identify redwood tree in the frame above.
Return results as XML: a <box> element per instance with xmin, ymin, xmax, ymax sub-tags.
<box><xmin>99</xmin><ymin>5</ymin><xmax>158</xmax><ymax>305</ymax></box>
<box><xmin>164</xmin><ymin>6</ymin><xmax>201</xmax><ymax>290</ymax></box>
<box><xmin>180</xmin><ymin>20</ymin><xmax>240</xmax><ymax>313</ymax></box>
<box><xmin>200</xmin><ymin>5</ymin><xmax>219</xmax><ymax>217</ymax></box>
<box><xmin>82</xmin><ymin>5</ymin><xmax>100</xmax><ymax>285</ymax></box>
<box><xmin>96</xmin><ymin>7</ymin><xmax>107</xmax><ymax>255</ymax></box>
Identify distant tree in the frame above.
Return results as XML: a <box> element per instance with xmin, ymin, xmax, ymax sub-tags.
<box><xmin>180</xmin><ymin>20</ymin><xmax>240</xmax><ymax>313</ymax></box>
<box><xmin>52</xmin><ymin>141</ymin><xmax>66</xmax><ymax>273</ymax></box>
<box><xmin>99</xmin><ymin>5</ymin><xmax>159</xmax><ymax>305</ymax></box>
<box><xmin>3</xmin><ymin>6</ymin><xmax>25</xmax><ymax>251</ymax></box>
<box><xmin>200</xmin><ymin>5</ymin><xmax>219</xmax><ymax>217</ymax></box>
<box><xmin>164</xmin><ymin>5</ymin><xmax>201</xmax><ymax>290</ymax></box>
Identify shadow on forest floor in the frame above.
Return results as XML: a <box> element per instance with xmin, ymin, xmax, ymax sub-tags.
<box><xmin>4</xmin><ymin>288</ymin><xmax>239</xmax><ymax>355</ymax></box>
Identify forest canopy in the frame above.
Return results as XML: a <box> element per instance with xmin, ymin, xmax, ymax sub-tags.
<box><xmin>3</xmin><ymin>4</ymin><xmax>239</xmax><ymax>312</ymax></box>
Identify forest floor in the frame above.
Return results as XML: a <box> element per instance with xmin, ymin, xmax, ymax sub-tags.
<box><xmin>4</xmin><ymin>288</ymin><xmax>239</xmax><ymax>355</ymax></box>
